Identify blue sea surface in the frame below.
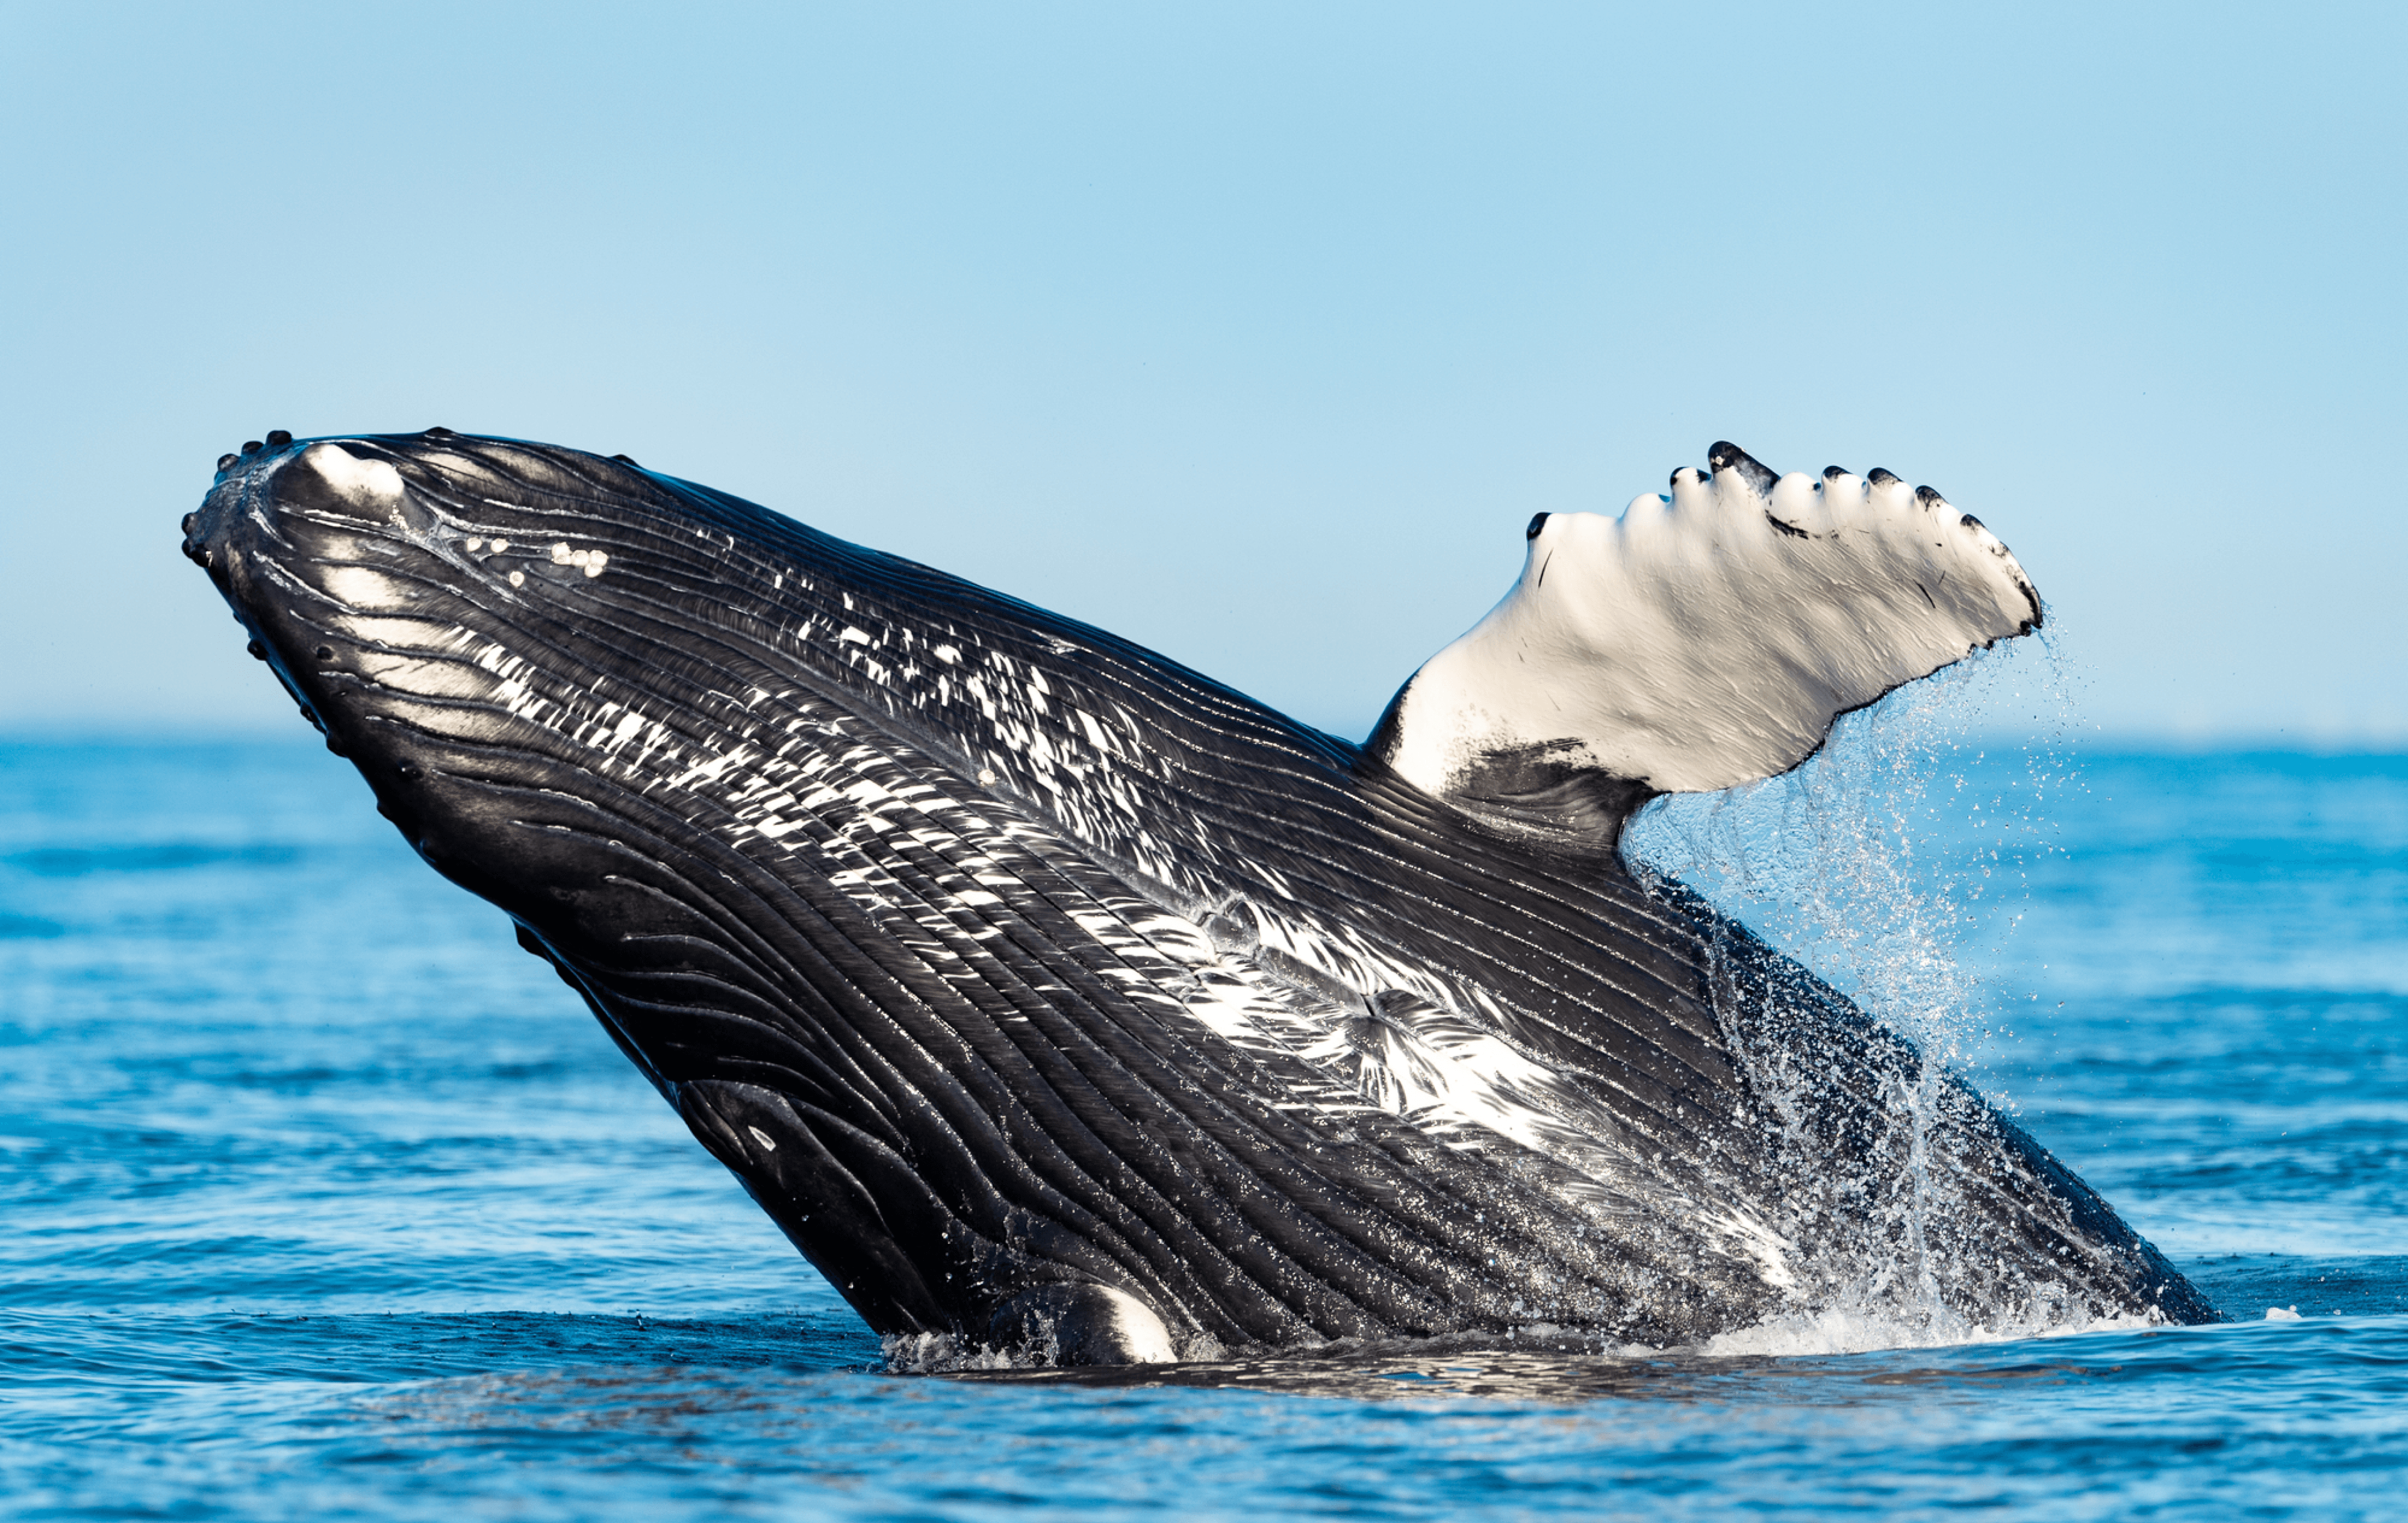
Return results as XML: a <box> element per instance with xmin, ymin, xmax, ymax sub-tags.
<box><xmin>3</xmin><ymin>736</ymin><xmax>2403</xmax><ymax>1519</ymax></box>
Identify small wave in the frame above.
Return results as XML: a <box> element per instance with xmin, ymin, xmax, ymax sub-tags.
<box><xmin>6</xmin><ymin>842</ymin><xmax>303</xmax><ymax>877</ymax></box>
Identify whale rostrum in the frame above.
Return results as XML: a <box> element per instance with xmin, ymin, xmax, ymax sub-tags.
<box><xmin>182</xmin><ymin>432</ymin><xmax>2214</xmax><ymax>1361</ymax></box>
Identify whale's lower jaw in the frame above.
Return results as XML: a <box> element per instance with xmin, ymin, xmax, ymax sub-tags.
<box><xmin>181</xmin><ymin>433</ymin><xmax>2215</xmax><ymax>1357</ymax></box>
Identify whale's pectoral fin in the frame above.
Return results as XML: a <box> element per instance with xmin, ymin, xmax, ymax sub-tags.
<box><xmin>1366</xmin><ymin>441</ymin><xmax>2043</xmax><ymax>838</ymax></box>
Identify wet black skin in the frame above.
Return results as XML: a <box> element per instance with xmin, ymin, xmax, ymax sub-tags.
<box><xmin>180</xmin><ymin>430</ymin><xmax>2216</xmax><ymax>1357</ymax></box>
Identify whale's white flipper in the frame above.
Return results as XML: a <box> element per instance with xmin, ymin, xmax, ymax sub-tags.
<box><xmin>1369</xmin><ymin>442</ymin><xmax>2042</xmax><ymax>830</ymax></box>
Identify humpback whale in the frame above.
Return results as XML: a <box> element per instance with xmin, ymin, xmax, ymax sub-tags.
<box><xmin>180</xmin><ymin>430</ymin><xmax>2214</xmax><ymax>1361</ymax></box>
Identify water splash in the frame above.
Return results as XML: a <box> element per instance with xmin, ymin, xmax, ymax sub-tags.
<box><xmin>883</xmin><ymin>1331</ymin><xmax>1038</xmax><ymax>1374</ymax></box>
<box><xmin>1626</xmin><ymin>630</ymin><xmax>2084</xmax><ymax>1087</ymax></box>
<box><xmin>882</xmin><ymin>1324</ymin><xmax>1226</xmax><ymax>1374</ymax></box>
<box><xmin>1624</xmin><ymin>631</ymin><xmax>2112</xmax><ymax>1348</ymax></box>
<box><xmin>1698</xmin><ymin>1301</ymin><xmax>2166</xmax><ymax>1358</ymax></box>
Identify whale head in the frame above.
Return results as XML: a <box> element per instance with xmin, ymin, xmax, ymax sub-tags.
<box><xmin>179</xmin><ymin>429</ymin><xmax>982</xmax><ymax>941</ymax></box>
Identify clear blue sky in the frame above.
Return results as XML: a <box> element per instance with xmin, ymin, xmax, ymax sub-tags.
<box><xmin>4</xmin><ymin>2</ymin><xmax>2399</xmax><ymax>743</ymax></box>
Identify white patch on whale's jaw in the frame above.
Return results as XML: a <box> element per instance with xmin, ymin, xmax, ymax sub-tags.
<box><xmin>1380</xmin><ymin>453</ymin><xmax>2044</xmax><ymax>799</ymax></box>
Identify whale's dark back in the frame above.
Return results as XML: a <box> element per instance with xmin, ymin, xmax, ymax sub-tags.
<box><xmin>183</xmin><ymin>431</ymin><xmax>2215</xmax><ymax>1349</ymax></box>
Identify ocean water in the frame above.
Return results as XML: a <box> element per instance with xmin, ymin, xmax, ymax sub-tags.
<box><xmin>3</xmin><ymin>734</ymin><xmax>2403</xmax><ymax>1519</ymax></box>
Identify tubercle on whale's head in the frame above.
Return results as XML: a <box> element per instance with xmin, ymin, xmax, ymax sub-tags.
<box><xmin>184</xmin><ymin>431</ymin><xmax>635</xmax><ymax>710</ymax></box>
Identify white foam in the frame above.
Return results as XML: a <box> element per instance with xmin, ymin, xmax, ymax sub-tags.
<box><xmin>1698</xmin><ymin>1300</ymin><xmax>2165</xmax><ymax>1359</ymax></box>
<box><xmin>882</xmin><ymin>1331</ymin><xmax>1033</xmax><ymax>1373</ymax></box>
<box><xmin>1381</xmin><ymin>451</ymin><xmax>2042</xmax><ymax>797</ymax></box>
